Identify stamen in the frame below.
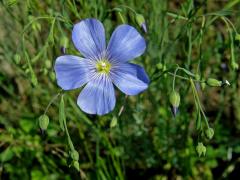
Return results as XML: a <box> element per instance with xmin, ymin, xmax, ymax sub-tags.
<box><xmin>96</xmin><ymin>60</ymin><xmax>111</xmax><ymax>74</ymax></box>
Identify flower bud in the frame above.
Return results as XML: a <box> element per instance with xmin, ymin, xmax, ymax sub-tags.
<box><xmin>110</xmin><ymin>116</ymin><xmax>118</xmax><ymax>128</ymax></box>
<box><xmin>73</xmin><ymin>161</ymin><xmax>80</xmax><ymax>171</ymax></box>
<box><xmin>38</xmin><ymin>114</ymin><xmax>49</xmax><ymax>131</ymax></box>
<box><xmin>201</xmin><ymin>82</ymin><xmax>206</xmax><ymax>90</ymax></box>
<box><xmin>70</xmin><ymin>150</ymin><xmax>79</xmax><ymax>161</ymax></box>
<box><xmin>135</xmin><ymin>13</ymin><xmax>147</xmax><ymax>33</ymax></box>
<box><xmin>14</xmin><ymin>54</ymin><xmax>21</xmax><ymax>64</ymax></box>
<box><xmin>50</xmin><ymin>72</ymin><xmax>56</xmax><ymax>81</ymax></box>
<box><xmin>196</xmin><ymin>142</ymin><xmax>206</xmax><ymax>157</ymax></box>
<box><xmin>231</xmin><ymin>62</ymin><xmax>239</xmax><ymax>70</ymax></box>
<box><xmin>45</xmin><ymin>60</ymin><xmax>52</xmax><ymax>69</ymax></box>
<box><xmin>236</xmin><ymin>33</ymin><xmax>240</xmax><ymax>41</ymax></box>
<box><xmin>169</xmin><ymin>91</ymin><xmax>180</xmax><ymax>116</ymax></box>
<box><xmin>60</xmin><ymin>36</ymin><xmax>69</xmax><ymax>54</ymax></box>
<box><xmin>205</xmin><ymin>127</ymin><xmax>214</xmax><ymax>140</ymax></box>
<box><xmin>31</xmin><ymin>73</ymin><xmax>38</xmax><ymax>87</ymax></box>
<box><xmin>206</xmin><ymin>78</ymin><xmax>222</xmax><ymax>87</ymax></box>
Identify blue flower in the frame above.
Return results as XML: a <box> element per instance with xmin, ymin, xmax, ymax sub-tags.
<box><xmin>54</xmin><ymin>18</ymin><xmax>149</xmax><ymax>115</ymax></box>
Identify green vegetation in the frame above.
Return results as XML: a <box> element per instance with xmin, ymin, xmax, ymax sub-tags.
<box><xmin>0</xmin><ymin>0</ymin><xmax>240</xmax><ymax>179</ymax></box>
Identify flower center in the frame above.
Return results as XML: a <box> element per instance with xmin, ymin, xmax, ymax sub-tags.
<box><xmin>96</xmin><ymin>60</ymin><xmax>111</xmax><ymax>74</ymax></box>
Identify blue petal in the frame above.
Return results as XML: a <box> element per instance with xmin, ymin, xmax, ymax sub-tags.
<box><xmin>110</xmin><ymin>63</ymin><xmax>149</xmax><ymax>95</ymax></box>
<box><xmin>72</xmin><ymin>18</ymin><xmax>106</xmax><ymax>60</ymax></box>
<box><xmin>54</xmin><ymin>55</ymin><xmax>95</xmax><ymax>90</ymax></box>
<box><xmin>107</xmin><ymin>25</ymin><xmax>146</xmax><ymax>63</ymax></box>
<box><xmin>77</xmin><ymin>75</ymin><xmax>116</xmax><ymax>115</ymax></box>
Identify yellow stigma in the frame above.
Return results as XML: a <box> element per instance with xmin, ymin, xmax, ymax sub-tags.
<box><xmin>96</xmin><ymin>60</ymin><xmax>111</xmax><ymax>74</ymax></box>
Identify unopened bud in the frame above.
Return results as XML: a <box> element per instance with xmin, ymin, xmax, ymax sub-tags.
<box><xmin>38</xmin><ymin>114</ymin><xmax>49</xmax><ymax>131</ymax></box>
<box><xmin>14</xmin><ymin>54</ymin><xmax>21</xmax><ymax>64</ymax></box>
<box><xmin>201</xmin><ymin>82</ymin><xmax>206</xmax><ymax>90</ymax></box>
<box><xmin>231</xmin><ymin>62</ymin><xmax>239</xmax><ymax>70</ymax></box>
<box><xmin>170</xmin><ymin>91</ymin><xmax>180</xmax><ymax>116</ymax></box>
<box><xmin>135</xmin><ymin>13</ymin><xmax>147</xmax><ymax>33</ymax></box>
<box><xmin>236</xmin><ymin>33</ymin><xmax>240</xmax><ymax>41</ymax></box>
<box><xmin>73</xmin><ymin>161</ymin><xmax>80</xmax><ymax>171</ymax></box>
<box><xmin>205</xmin><ymin>128</ymin><xmax>214</xmax><ymax>140</ymax></box>
<box><xmin>110</xmin><ymin>116</ymin><xmax>118</xmax><ymax>128</ymax></box>
<box><xmin>31</xmin><ymin>73</ymin><xmax>38</xmax><ymax>86</ymax></box>
<box><xmin>206</xmin><ymin>78</ymin><xmax>222</xmax><ymax>87</ymax></box>
<box><xmin>60</xmin><ymin>36</ymin><xmax>69</xmax><ymax>54</ymax></box>
<box><xmin>45</xmin><ymin>60</ymin><xmax>52</xmax><ymax>69</ymax></box>
<box><xmin>196</xmin><ymin>142</ymin><xmax>206</xmax><ymax>157</ymax></box>
<box><xmin>70</xmin><ymin>150</ymin><xmax>79</xmax><ymax>161</ymax></box>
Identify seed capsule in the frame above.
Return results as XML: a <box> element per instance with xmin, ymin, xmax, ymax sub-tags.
<box><xmin>196</xmin><ymin>142</ymin><xmax>206</xmax><ymax>157</ymax></box>
<box><xmin>38</xmin><ymin>114</ymin><xmax>49</xmax><ymax>131</ymax></box>
<box><xmin>205</xmin><ymin>128</ymin><xmax>214</xmax><ymax>140</ymax></box>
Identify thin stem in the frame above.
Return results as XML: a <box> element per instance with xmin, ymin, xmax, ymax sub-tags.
<box><xmin>118</xmin><ymin>5</ymin><xmax>137</xmax><ymax>14</ymax></box>
<box><xmin>172</xmin><ymin>67</ymin><xmax>179</xmax><ymax>90</ymax></box>
<box><xmin>190</xmin><ymin>78</ymin><xmax>209</xmax><ymax>128</ymax></box>
<box><xmin>63</xmin><ymin>113</ymin><xmax>75</xmax><ymax>151</ymax></box>
<box><xmin>44</xmin><ymin>92</ymin><xmax>61</xmax><ymax>114</ymax></box>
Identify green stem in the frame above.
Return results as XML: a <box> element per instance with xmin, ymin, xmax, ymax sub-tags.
<box><xmin>63</xmin><ymin>109</ymin><xmax>75</xmax><ymax>151</ymax></box>
<box><xmin>172</xmin><ymin>67</ymin><xmax>179</xmax><ymax>90</ymax></box>
<box><xmin>118</xmin><ymin>5</ymin><xmax>137</xmax><ymax>14</ymax></box>
<box><xmin>44</xmin><ymin>92</ymin><xmax>61</xmax><ymax>114</ymax></box>
<box><xmin>190</xmin><ymin>78</ymin><xmax>209</xmax><ymax>128</ymax></box>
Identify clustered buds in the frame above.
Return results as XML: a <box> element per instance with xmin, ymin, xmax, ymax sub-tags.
<box><xmin>196</xmin><ymin>142</ymin><xmax>206</xmax><ymax>157</ymax></box>
<box><xmin>169</xmin><ymin>90</ymin><xmax>180</xmax><ymax>117</ymax></box>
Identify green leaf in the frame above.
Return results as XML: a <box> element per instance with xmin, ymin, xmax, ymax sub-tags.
<box><xmin>0</xmin><ymin>147</ymin><xmax>14</xmax><ymax>162</ymax></box>
<box><xmin>59</xmin><ymin>95</ymin><xmax>65</xmax><ymax>131</ymax></box>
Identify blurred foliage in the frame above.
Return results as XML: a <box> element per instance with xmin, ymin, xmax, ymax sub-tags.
<box><xmin>0</xmin><ymin>0</ymin><xmax>240</xmax><ymax>179</ymax></box>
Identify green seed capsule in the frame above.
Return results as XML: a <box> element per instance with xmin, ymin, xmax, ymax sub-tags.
<box><xmin>206</xmin><ymin>78</ymin><xmax>222</xmax><ymax>87</ymax></box>
<box><xmin>205</xmin><ymin>127</ymin><xmax>214</xmax><ymax>140</ymax></box>
<box><xmin>70</xmin><ymin>150</ymin><xmax>79</xmax><ymax>161</ymax></box>
<box><xmin>38</xmin><ymin>114</ymin><xmax>49</xmax><ymax>131</ymax></box>
<box><xmin>196</xmin><ymin>142</ymin><xmax>206</xmax><ymax>157</ymax></box>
